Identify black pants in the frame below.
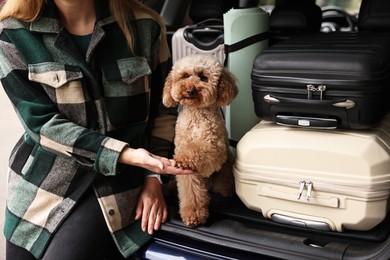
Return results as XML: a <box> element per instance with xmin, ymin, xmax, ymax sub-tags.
<box><xmin>6</xmin><ymin>190</ymin><xmax>129</xmax><ymax>260</ymax></box>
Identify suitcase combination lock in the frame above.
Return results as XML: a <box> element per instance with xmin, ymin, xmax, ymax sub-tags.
<box><xmin>297</xmin><ymin>181</ymin><xmax>313</xmax><ymax>201</ymax></box>
<box><xmin>307</xmin><ymin>84</ymin><xmax>326</xmax><ymax>100</ymax></box>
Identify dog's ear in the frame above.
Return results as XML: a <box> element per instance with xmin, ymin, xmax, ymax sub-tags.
<box><xmin>163</xmin><ymin>71</ymin><xmax>179</xmax><ymax>107</ymax></box>
<box><xmin>217</xmin><ymin>69</ymin><xmax>239</xmax><ymax>106</ymax></box>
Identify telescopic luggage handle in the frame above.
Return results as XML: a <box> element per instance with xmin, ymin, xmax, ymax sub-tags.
<box><xmin>263</xmin><ymin>84</ymin><xmax>356</xmax><ymax>129</ymax></box>
<box><xmin>263</xmin><ymin>93</ymin><xmax>356</xmax><ymax>129</ymax></box>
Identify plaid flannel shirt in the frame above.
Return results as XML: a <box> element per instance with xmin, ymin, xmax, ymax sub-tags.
<box><xmin>0</xmin><ymin>0</ymin><xmax>175</xmax><ymax>258</ymax></box>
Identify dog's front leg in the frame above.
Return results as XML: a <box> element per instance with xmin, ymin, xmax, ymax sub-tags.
<box><xmin>176</xmin><ymin>174</ymin><xmax>209</xmax><ymax>227</ymax></box>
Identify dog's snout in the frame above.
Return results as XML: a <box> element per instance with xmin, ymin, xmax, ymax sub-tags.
<box><xmin>187</xmin><ymin>87</ymin><xmax>197</xmax><ymax>97</ymax></box>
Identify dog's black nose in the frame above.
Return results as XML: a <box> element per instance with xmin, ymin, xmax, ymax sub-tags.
<box><xmin>187</xmin><ymin>87</ymin><xmax>197</xmax><ymax>96</ymax></box>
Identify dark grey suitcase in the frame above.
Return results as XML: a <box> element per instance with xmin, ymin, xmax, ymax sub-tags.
<box><xmin>251</xmin><ymin>32</ymin><xmax>390</xmax><ymax>129</ymax></box>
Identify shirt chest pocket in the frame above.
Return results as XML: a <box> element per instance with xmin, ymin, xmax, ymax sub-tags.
<box><xmin>101</xmin><ymin>57</ymin><xmax>153</xmax><ymax>127</ymax></box>
<box><xmin>28</xmin><ymin>62</ymin><xmax>89</xmax><ymax>126</ymax></box>
<box><xmin>28</xmin><ymin>62</ymin><xmax>85</xmax><ymax>104</ymax></box>
<box><xmin>101</xmin><ymin>57</ymin><xmax>152</xmax><ymax>97</ymax></box>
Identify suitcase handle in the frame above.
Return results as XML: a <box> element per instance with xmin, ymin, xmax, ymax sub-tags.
<box><xmin>263</xmin><ymin>94</ymin><xmax>356</xmax><ymax>109</ymax></box>
<box><xmin>190</xmin><ymin>28</ymin><xmax>223</xmax><ymax>38</ymax></box>
<box><xmin>191</xmin><ymin>18</ymin><xmax>223</xmax><ymax>27</ymax></box>
<box><xmin>184</xmin><ymin>19</ymin><xmax>224</xmax><ymax>50</ymax></box>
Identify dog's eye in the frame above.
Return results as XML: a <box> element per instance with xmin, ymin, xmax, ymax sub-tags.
<box><xmin>182</xmin><ymin>73</ymin><xmax>190</xmax><ymax>79</ymax></box>
<box><xmin>198</xmin><ymin>72</ymin><xmax>208</xmax><ymax>82</ymax></box>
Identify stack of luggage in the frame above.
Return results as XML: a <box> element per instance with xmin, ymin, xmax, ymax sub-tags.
<box><xmin>170</xmin><ymin>0</ymin><xmax>269</xmax><ymax>143</ymax></box>
<box><xmin>234</xmin><ymin>0</ymin><xmax>390</xmax><ymax>232</ymax></box>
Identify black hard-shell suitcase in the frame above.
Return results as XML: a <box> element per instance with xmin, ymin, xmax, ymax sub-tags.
<box><xmin>251</xmin><ymin>32</ymin><xmax>390</xmax><ymax>129</ymax></box>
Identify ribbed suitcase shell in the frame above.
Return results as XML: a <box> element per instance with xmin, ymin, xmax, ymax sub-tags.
<box><xmin>234</xmin><ymin>116</ymin><xmax>390</xmax><ymax>232</ymax></box>
<box><xmin>171</xmin><ymin>23</ymin><xmax>225</xmax><ymax>64</ymax></box>
<box><xmin>251</xmin><ymin>32</ymin><xmax>390</xmax><ymax>129</ymax></box>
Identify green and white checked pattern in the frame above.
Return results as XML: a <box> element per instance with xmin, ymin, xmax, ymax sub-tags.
<box><xmin>0</xmin><ymin>0</ymin><xmax>174</xmax><ymax>258</ymax></box>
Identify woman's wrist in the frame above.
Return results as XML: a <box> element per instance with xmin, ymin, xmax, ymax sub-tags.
<box><xmin>118</xmin><ymin>146</ymin><xmax>134</xmax><ymax>165</ymax></box>
<box><xmin>145</xmin><ymin>174</ymin><xmax>163</xmax><ymax>185</ymax></box>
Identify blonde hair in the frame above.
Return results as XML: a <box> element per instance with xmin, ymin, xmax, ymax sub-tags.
<box><xmin>0</xmin><ymin>0</ymin><xmax>166</xmax><ymax>50</ymax></box>
<box><xmin>0</xmin><ymin>0</ymin><xmax>44</xmax><ymax>21</ymax></box>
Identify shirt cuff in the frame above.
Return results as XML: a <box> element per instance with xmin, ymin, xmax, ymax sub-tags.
<box><xmin>145</xmin><ymin>173</ymin><xmax>163</xmax><ymax>185</ymax></box>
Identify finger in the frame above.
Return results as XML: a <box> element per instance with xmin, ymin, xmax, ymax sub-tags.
<box><xmin>153</xmin><ymin>160</ymin><xmax>164</xmax><ymax>170</ymax></box>
<box><xmin>154</xmin><ymin>211</ymin><xmax>163</xmax><ymax>231</ymax></box>
<box><xmin>148</xmin><ymin>210</ymin><xmax>158</xmax><ymax>235</ymax></box>
<box><xmin>150</xmin><ymin>155</ymin><xmax>171</xmax><ymax>170</ymax></box>
<box><xmin>162</xmin><ymin>159</ymin><xmax>174</xmax><ymax>167</ymax></box>
<box><xmin>156</xmin><ymin>208</ymin><xmax>168</xmax><ymax>227</ymax></box>
<box><xmin>141</xmin><ymin>204</ymin><xmax>151</xmax><ymax>233</ymax></box>
<box><xmin>135</xmin><ymin>200</ymin><xmax>143</xmax><ymax>221</ymax></box>
<box><xmin>165</xmin><ymin>166</ymin><xmax>195</xmax><ymax>175</ymax></box>
<box><xmin>154</xmin><ymin>155</ymin><xmax>172</xmax><ymax>166</ymax></box>
<box><xmin>162</xmin><ymin>207</ymin><xmax>168</xmax><ymax>223</ymax></box>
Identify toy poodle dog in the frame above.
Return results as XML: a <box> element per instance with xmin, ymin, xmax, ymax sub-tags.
<box><xmin>163</xmin><ymin>54</ymin><xmax>238</xmax><ymax>227</ymax></box>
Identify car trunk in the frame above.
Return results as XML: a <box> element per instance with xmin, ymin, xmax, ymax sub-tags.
<box><xmin>139</xmin><ymin>190</ymin><xmax>390</xmax><ymax>259</ymax></box>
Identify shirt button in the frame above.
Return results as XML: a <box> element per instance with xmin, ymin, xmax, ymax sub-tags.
<box><xmin>109</xmin><ymin>209</ymin><xmax>115</xmax><ymax>215</ymax></box>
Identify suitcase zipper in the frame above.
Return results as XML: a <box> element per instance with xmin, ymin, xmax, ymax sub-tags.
<box><xmin>252</xmin><ymin>73</ymin><xmax>386</xmax><ymax>88</ymax></box>
<box><xmin>234</xmin><ymin>167</ymin><xmax>390</xmax><ymax>199</ymax></box>
<box><xmin>254</xmin><ymin>84</ymin><xmax>384</xmax><ymax>98</ymax></box>
<box><xmin>297</xmin><ymin>181</ymin><xmax>313</xmax><ymax>201</ymax></box>
<box><xmin>297</xmin><ymin>180</ymin><xmax>306</xmax><ymax>200</ymax></box>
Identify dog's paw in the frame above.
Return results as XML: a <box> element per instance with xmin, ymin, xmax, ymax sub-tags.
<box><xmin>174</xmin><ymin>157</ymin><xmax>197</xmax><ymax>171</ymax></box>
<box><xmin>180</xmin><ymin>207</ymin><xmax>209</xmax><ymax>227</ymax></box>
<box><xmin>175</xmin><ymin>162</ymin><xmax>195</xmax><ymax>171</ymax></box>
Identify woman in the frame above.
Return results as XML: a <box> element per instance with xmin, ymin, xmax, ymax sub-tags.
<box><xmin>0</xmin><ymin>0</ymin><xmax>192</xmax><ymax>259</ymax></box>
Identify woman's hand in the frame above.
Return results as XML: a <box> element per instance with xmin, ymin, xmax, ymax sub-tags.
<box><xmin>118</xmin><ymin>147</ymin><xmax>193</xmax><ymax>175</ymax></box>
<box><xmin>135</xmin><ymin>177</ymin><xmax>168</xmax><ymax>235</ymax></box>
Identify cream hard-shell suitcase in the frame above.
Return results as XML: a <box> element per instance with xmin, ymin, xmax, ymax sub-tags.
<box><xmin>233</xmin><ymin>118</ymin><xmax>390</xmax><ymax>232</ymax></box>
